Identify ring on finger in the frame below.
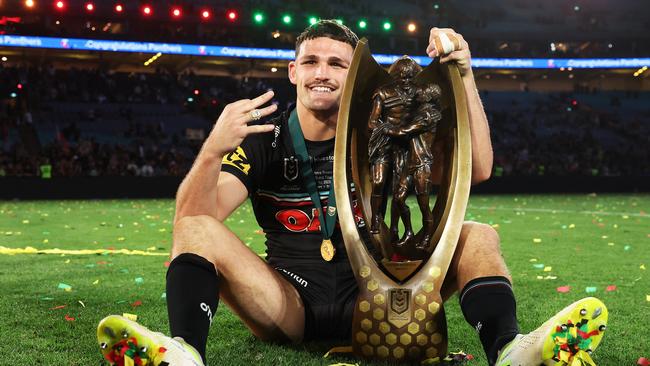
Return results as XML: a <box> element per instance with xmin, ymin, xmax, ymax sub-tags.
<box><xmin>249</xmin><ymin>109</ymin><xmax>262</xmax><ymax>121</ymax></box>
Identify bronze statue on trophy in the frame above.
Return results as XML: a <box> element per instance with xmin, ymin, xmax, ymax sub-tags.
<box><xmin>368</xmin><ymin>56</ymin><xmax>443</xmax><ymax>258</ymax></box>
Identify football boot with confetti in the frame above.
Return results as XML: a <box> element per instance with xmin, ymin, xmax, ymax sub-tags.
<box><xmin>495</xmin><ymin>297</ymin><xmax>607</xmax><ymax>366</ymax></box>
<box><xmin>97</xmin><ymin>315</ymin><xmax>204</xmax><ymax>366</ymax></box>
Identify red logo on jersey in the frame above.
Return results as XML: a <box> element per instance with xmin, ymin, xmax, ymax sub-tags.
<box><xmin>275</xmin><ymin>200</ymin><xmax>366</xmax><ymax>232</ymax></box>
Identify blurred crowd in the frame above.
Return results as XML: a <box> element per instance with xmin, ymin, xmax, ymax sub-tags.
<box><xmin>0</xmin><ymin>66</ymin><xmax>648</xmax><ymax>178</ymax></box>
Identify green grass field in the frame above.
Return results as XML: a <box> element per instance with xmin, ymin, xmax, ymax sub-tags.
<box><xmin>1</xmin><ymin>194</ymin><xmax>648</xmax><ymax>365</ymax></box>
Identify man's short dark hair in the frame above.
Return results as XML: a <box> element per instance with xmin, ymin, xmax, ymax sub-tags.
<box><xmin>295</xmin><ymin>19</ymin><xmax>359</xmax><ymax>56</ymax></box>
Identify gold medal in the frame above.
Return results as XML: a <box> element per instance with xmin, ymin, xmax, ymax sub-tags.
<box><xmin>320</xmin><ymin>239</ymin><xmax>335</xmax><ymax>261</ymax></box>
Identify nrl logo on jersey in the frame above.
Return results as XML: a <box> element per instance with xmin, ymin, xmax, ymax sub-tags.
<box><xmin>283</xmin><ymin>156</ymin><xmax>299</xmax><ymax>181</ymax></box>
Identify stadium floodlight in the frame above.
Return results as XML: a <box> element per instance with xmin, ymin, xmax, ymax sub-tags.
<box><xmin>227</xmin><ymin>10</ymin><xmax>237</xmax><ymax>21</ymax></box>
<box><xmin>201</xmin><ymin>9</ymin><xmax>210</xmax><ymax>20</ymax></box>
<box><xmin>54</xmin><ymin>0</ymin><xmax>64</xmax><ymax>10</ymax></box>
<box><xmin>382</xmin><ymin>21</ymin><xmax>392</xmax><ymax>31</ymax></box>
<box><xmin>141</xmin><ymin>5</ymin><xmax>152</xmax><ymax>16</ymax></box>
<box><xmin>25</xmin><ymin>0</ymin><xmax>35</xmax><ymax>8</ymax></box>
<box><xmin>358</xmin><ymin>20</ymin><xmax>367</xmax><ymax>29</ymax></box>
<box><xmin>407</xmin><ymin>22</ymin><xmax>416</xmax><ymax>32</ymax></box>
<box><xmin>282</xmin><ymin>14</ymin><xmax>292</xmax><ymax>25</ymax></box>
<box><xmin>253</xmin><ymin>12</ymin><xmax>264</xmax><ymax>24</ymax></box>
<box><xmin>85</xmin><ymin>2</ymin><xmax>94</xmax><ymax>12</ymax></box>
<box><xmin>308</xmin><ymin>16</ymin><xmax>318</xmax><ymax>25</ymax></box>
<box><xmin>171</xmin><ymin>6</ymin><xmax>181</xmax><ymax>18</ymax></box>
<box><xmin>114</xmin><ymin>3</ymin><xmax>123</xmax><ymax>13</ymax></box>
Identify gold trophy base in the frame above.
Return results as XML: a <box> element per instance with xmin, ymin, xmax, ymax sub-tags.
<box><xmin>351</xmin><ymin>264</ymin><xmax>448</xmax><ymax>362</ymax></box>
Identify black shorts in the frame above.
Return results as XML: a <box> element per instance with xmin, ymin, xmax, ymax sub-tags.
<box><xmin>267</xmin><ymin>257</ymin><xmax>358</xmax><ymax>341</ymax></box>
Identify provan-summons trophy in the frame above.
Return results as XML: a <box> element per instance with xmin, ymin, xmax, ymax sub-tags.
<box><xmin>333</xmin><ymin>38</ymin><xmax>472</xmax><ymax>363</ymax></box>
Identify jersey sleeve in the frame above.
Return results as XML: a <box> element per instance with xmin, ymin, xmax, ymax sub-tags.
<box><xmin>220</xmin><ymin>132</ymin><xmax>269</xmax><ymax>195</ymax></box>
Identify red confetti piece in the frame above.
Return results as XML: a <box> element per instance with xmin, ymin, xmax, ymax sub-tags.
<box><xmin>638</xmin><ymin>357</ymin><xmax>649</xmax><ymax>366</ymax></box>
<box><xmin>50</xmin><ymin>305</ymin><xmax>67</xmax><ymax>310</ymax></box>
<box><xmin>158</xmin><ymin>347</ymin><xmax>167</xmax><ymax>353</ymax></box>
<box><xmin>131</xmin><ymin>300</ymin><xmax>142</xmax><ymax>307</ymax></box>
<box><xmin>466</xmin><ymin>354</ymin><xmax>474</xmax><ymax>360</ymax></box>
<box><xmin>164</xmin><ymin>261</ymin><xmax>170</xmax><ymax>268</ymax></box>
<box><xmin>64</xmin><ymin>314</ymin><xmax>75</xmax><ymax>321</ymax></box>
<box><xmin>606</xmin><ymin>285</ymin><xmax>617</xmax><ymax>292</ymax></box>
<box><xmin>557</xmin><ymin>286</ymin><xmax>571</xmax><ymax>293</ymax></box>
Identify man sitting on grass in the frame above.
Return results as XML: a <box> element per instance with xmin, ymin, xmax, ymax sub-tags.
<box><xmin>97</xmin><ymin>20</ymin><xmax>608</xmax><ymax>366</ymax></box>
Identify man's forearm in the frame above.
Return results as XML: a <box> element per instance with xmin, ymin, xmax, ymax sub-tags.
<box><xmin>462</xmin><ymin>70</ymin><xmax>493</xmax><ymax>183</ymax></box>
<box><xmin>174</xmin><ymin>148</ymin><xmax>223</xmax><ymax>224</ymax></box>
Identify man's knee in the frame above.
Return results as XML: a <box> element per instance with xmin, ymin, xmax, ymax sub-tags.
<box><xmin>460</xmin><ymin>221</ymin><xmax>501</xmax><ymax>255</ymax></box>
<box><xmin>172</xmin><ymin>215</ymin><xmax>222</xmax><ymax>262</ymax></box>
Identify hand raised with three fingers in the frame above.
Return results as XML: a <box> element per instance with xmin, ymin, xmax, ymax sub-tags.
<box><xmin>206</xmin><ymin>90</ymin><xmax>277</xmax><ymax>157</ymax></box>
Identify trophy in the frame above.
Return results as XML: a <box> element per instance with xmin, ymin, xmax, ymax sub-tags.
<box><xmin>333</xmin><ymin>38</ymin><xmax>472</xmax><ymax>363</ymax></box>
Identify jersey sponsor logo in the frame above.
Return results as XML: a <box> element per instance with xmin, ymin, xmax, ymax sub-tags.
<box><xmin>283</xmin><ymin>156</ymin><xmax>299</xmax><ymax>181</ymax></box>
<box><xmin>274</xmin><ymin>200</ymin><xmax>365</xmax><ymax>232</ymax></box>
<box><xmin>222</xmin><ymin>146</ymin><xmax>250</xmax><ymax>175</ymax></box>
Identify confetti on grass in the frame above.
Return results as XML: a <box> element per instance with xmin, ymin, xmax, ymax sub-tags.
<box><xmin>585</xmin><ymin>286</ymin><xmax>597</xmax><ymax>293</ymax></box>
<box><xmin>557</xmin><ymin>286</ymin><xmax>571</xmax><ymax>293</ymax></box>
<box><xmin>606</xmin><ymin>285</ymin><xmax>617</xmax><ymax>292</ymax></box>
<box><xmin>57</xmin><ymin>283</ymin><xmax>72</xmax><ymax>291</ymax></box>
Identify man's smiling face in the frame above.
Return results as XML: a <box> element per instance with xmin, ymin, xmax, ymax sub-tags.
<box><xmin>289</xmin><ymin>37</ymin><xmax>354</xmax><ymax>115</ymax></box>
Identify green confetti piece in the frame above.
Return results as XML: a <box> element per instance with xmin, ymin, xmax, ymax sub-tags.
<box><xmin>585</xmin><ymin>286</ymin><xmax>597</xmax><ymax>293</ymax></box>
<box><xmin>41</xmin><ymin>297</ymin><xmax>54</xmax><ymax>301</ymax></box>
<box><xmin>57</xmin><ymin>283</ymin><xmax>72</xmax><ymax>290</ymax></box>
<box><xmin>533</xmin><ymin>264</ymin><xmax>545</xmax><ymax>269</ymax></box>
<box><xmin>161</xmin><ymin>292</ymin><xmax>166</xmax><ymax>299</ymax></box>
<box><xmin>134</xmin><ymin>277</ymin><xmax>144</xmax><ymax>284</ymax></box>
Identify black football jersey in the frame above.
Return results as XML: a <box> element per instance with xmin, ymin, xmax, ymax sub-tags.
<box><xmin>221</xmin><ymin>108</ymin><xmax>367</xmax><ymax>261</ymax></box>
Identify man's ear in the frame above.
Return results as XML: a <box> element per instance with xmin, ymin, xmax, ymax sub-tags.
<box><xmin>288</xmin><ymin>61</ymin><xmax>297</xmax><ymax>85</ymax></box>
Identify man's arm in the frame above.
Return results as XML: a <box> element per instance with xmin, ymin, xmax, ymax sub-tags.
<box><xmin>426</xmin><ymin>28</ymin><xmax>493</xmax><ymax>184</ymax></box>
<box><xmin>174</xmin><ymin>91</ymin><xmax>277</xmax><ymax>224</ymax></box>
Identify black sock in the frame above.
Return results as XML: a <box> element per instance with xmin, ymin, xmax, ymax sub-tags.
<box><xmin>459</xmin><ymin>276</ymin><xmax>519</xmax><ymax>365</ymax></box>
<box><xmin>166</xmin><ymin>253</ymin><xmax>219</xmax><ymax>363</ymax></box>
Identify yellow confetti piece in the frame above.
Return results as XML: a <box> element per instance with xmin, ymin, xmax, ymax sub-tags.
<box><xmin>124</xmin><ymin>355</ymin><xmax>134</xmax><ymax>366</ymax></box>
<box><xmin>623</xmin><ymin>215</ymin><xmax>629</xmax><ymax>219</ymax></box>
<box><xmin>43</xmin><ymin>239</ymin><xmax>49</xmax><ymax>244</ymax></box>
<box><xmin>647</xmin><ymin>295</ymin><xmax>650</xmax><ymax>302</ymax></box>
<box><xmin>147</xmin><ymin>246</ymin><xmax>157</xmax><ymax>251</ymax></box>
<box><xmin>158</xmin><ymin>228</ymin><xmax>167</xmax><ymax>232</ymax></box>
<box><xmin>608</xmin><ymin>242</ymin><xmax>615</xmax><ymax>246</ymax></box>
<box><xmin>65</xmin><ymin>259</ymin><xmax>70</xmax><ymax>264</ymax></box>
<box><xmin>78</xmin><ymin>300</ymin><xmax>85</xmax><ymax>308</ymax></box>
<box><xmin>123</xmin><ymin>313</ymin><xmax>138</xmax><ymax>321</ymax></box>
<box><xmin>544</xmin><ymin>266</ymin><xmax>552</xmax><ymax>272</ymax></box>
<box><xmin>533</xmin><ymin>238</ymin><xmax>542</xmax><ymax>243</ymax></box>
<box><xmin>93</xmin><ymin>279</ymin><xmax>99</xmax><ymax>285</ymax></box>
<box><xmin>601</xmin><ymin>235</ymin><xmax>608</xmax><ymax>239</ymax></box>
<box><xmin>117</xmin><ymin>237</ymin><xmax>125</xmax><ymax>241</ymax></box>
<box><xmin>641</xmin><ymin>264</ymin><xmax>646</xmax><ymax>270</ymax></box>
<box><xmin>536</xmin><ymin>276</ymin><xmax>544</xmax><ymax>280</ymax></box>
<box><xmin>491</xmin><ymin>224</ymin><xmax>500</xmax><ymax>229</ymax></box>
<box><xmin>569</xmin><ymin>224</ymin><xmax>575</xmax><ymax>229</ymax></box>
<box><xmin>529</xmin><ymin>258</ymin><xmax>538</xmax><ymax>262</ymax></box>
<box><xmin>22</xmin><ymin>220</ymin><xmax>29</xmax><ymax>224</ymax></box>
<box><xmin>64</xmin><ymin>287</ymin><xmax>72</xmax><ymax>292</ymax></box>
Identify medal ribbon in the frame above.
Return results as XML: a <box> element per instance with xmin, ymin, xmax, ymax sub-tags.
<box><xmin>287</xmin><ymin>109</ymin><xmax>337</xmax><ymax>241</ymax></box>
